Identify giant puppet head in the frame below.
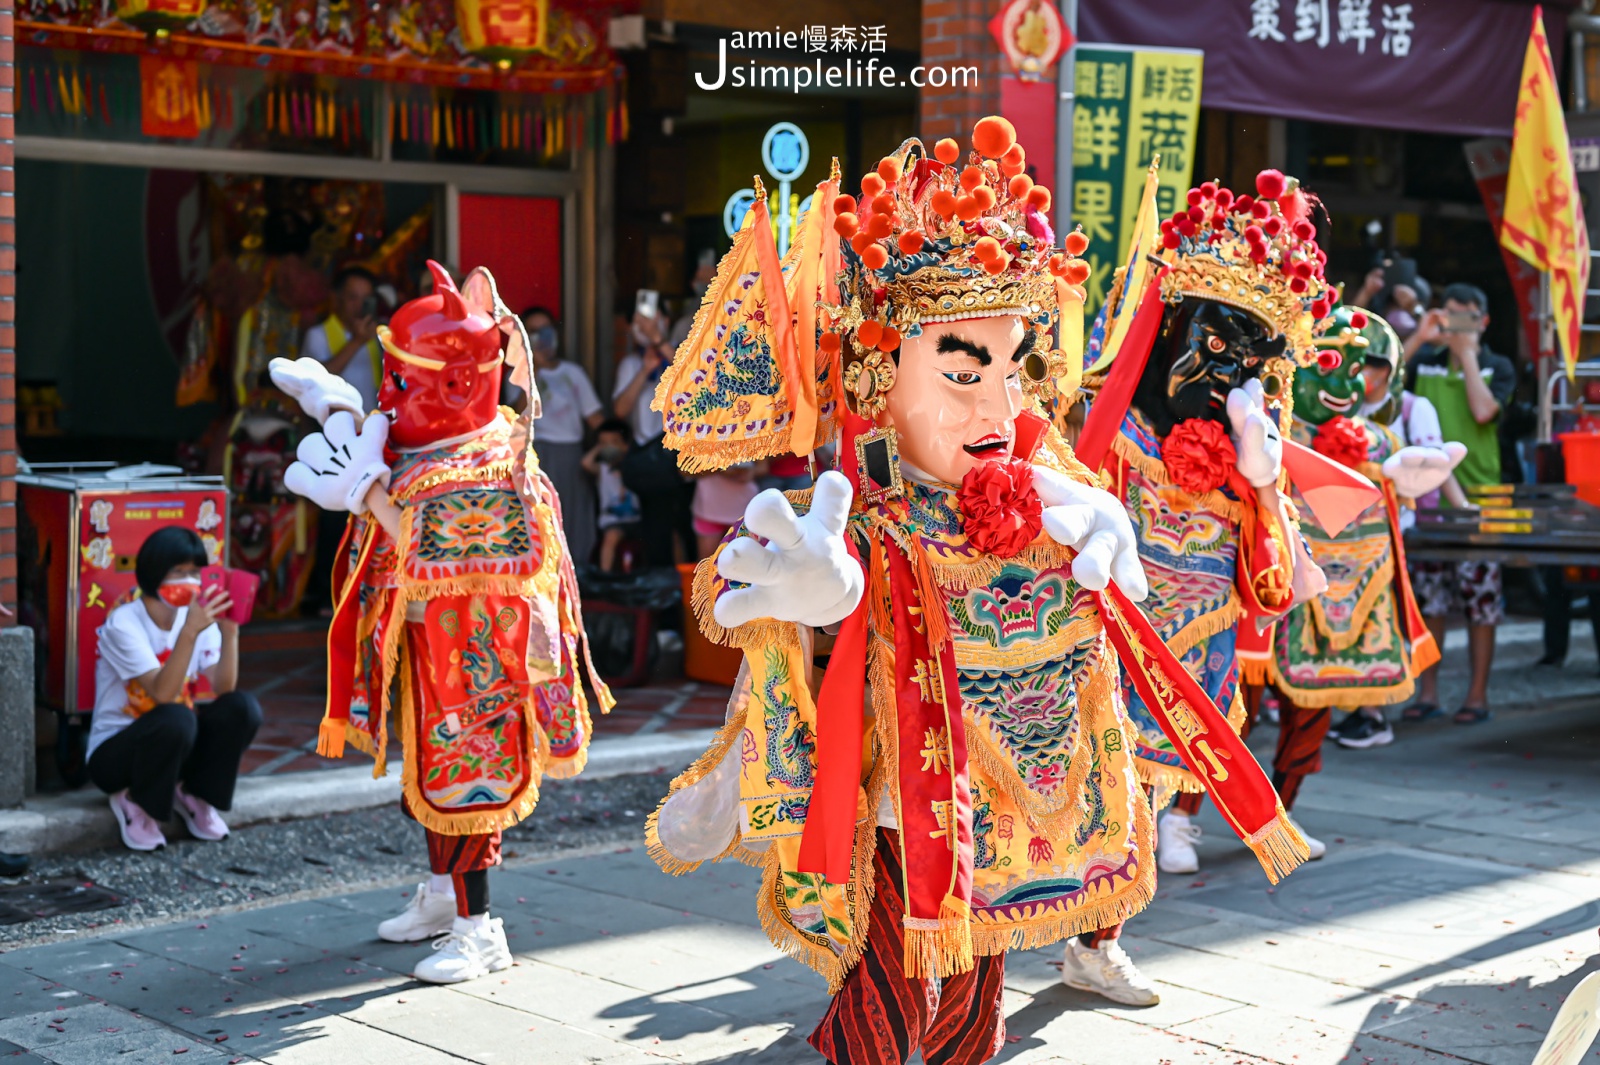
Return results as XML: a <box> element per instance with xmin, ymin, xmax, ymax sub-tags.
<box><xmin>1292</xmin><ymin>304</ymin><xmax>1376</xmax><ymax>426</ymax></box>
<box><xmin>829</xmin><ymin>117</ymin><xmax>1086</xmax><ymax>486</ymax></box>
<box><xmin>1113</xmin><ymin>170</ymin><xmax>1330</xmax><ymax>440</ymax></box>
<box><xmin>376</xmin><ymin>260</ymin><xmax>522</xmax><ymax>449</ymax></box>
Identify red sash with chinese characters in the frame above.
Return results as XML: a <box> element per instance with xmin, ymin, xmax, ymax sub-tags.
<box><xmin>885</xmin><ymin>540</ymin><xmax>974</xmax><ymax>978</ymax></box>
<box><xmin>1096</xmin><ymin>582</ymin><xmax>1308</xmax><ymax>882</ymax></box>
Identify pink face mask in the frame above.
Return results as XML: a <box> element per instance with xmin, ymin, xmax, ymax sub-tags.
<box><xmin>157</xmin><ymin>579</ymin><xmax>201</xmax><ymax>608</ymax></box>
<box><xmin>883</xmin><ymin>315</ymin><xmax>1028</xmax><ymax>485</ymax></box>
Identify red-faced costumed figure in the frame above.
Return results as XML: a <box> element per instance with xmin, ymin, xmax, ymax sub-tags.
<box><xmin>270</xmin><ymin>262</ymin><xmax>611</xmax><ymax>985</ymax></box>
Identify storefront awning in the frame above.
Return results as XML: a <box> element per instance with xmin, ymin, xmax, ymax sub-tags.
<box><xmin>1078</xmin><ymin>0</ymin><xmax>1572</xmax><ymax>137</ymax></box>
<box><xmin>19</xmin><ymin>0</ymin><xmax>620</xmax><ymax>94</ymax></box>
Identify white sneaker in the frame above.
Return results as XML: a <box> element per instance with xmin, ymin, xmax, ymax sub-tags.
<box><xmin>412</xmin><ymin>916</ymin><xmax>512</xmax><ymax>984</ymax></box>
<box><xmin>1156</xmin><ymin>811</ymin><xmax>1201</xmax><ymax>874</ymax></box>
<box><xmin>1061</xmin><ymin>939</ymin><xmax>1161</xmax><ymax>1006</ymax></box>
<box><xmin>1290</xmin><ymin>818</ymin><xmax>1327</xmax><ymax>861</ymax></box>
<box><xmin>378</xmin><ymin>882</ymin><xmax>458</xmax><ymax>943</ymax></box>
<box><xmin>173</xmin><ymin>785</ymin><xmax>229</xmax><ymax>841</ymax></box>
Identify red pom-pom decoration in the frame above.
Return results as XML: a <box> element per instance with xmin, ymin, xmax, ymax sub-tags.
<box><xmin>931</xmin><ymin>190</ymin><xmax>958</xmax><ymax>217</ymax></box>
<box><xmin>1313</xmin><ymin>416</ymin><xmax>1369</xmax><ymax>470</ymax></box>
<box><xmin>1263</xmin><ymin>216</ymin><xmax>1283</xmax><ymax>236</ymax></box>
<box><xmin>1256</xmin><ymin>169</ymin><xmax>1287</xmax><ymax>201</ymax></box>
<box><xmin>974</xmin><ymin>236</ymin><xmax>1002</xmax><ymax>262</ymax></box>
<box><xmin>1292</xmin><ymin>220</ymin><xmax>1316</xmax><ymax>241</ymax></box>
<box><xmin>957</xmin><ymin>458</ymin><xmax>1043</xmax><ymax>559</ymax></box>
<box><xmin>983</xmin><ymin>255</ymin><xmax>1009</xmax><ymax>275</ymax></box>
<box><xmin>1251</xmin><ymin>201</ymin><xmax>1271</xmax><ymax>220</ymax></box>
<box><xmin>973</xmin><ymin>185</ymin><xmax>997</xmax><ymax>210</ymax></box>
<box><xmin>1162</xmin><ymin>419</ymin><xmax>1238</xmax><ymax>495</ymax></box>
<box><xmin>1211</xmin><ymin>211</ymin><xmax>1227</xmax><ymax>230</ymax></box>
<box><xmin>935</xmin><ymin>138</ymin><xmax>961</xmax><ymax>164</ymax></box>
<box><xmin>864</xmin><ymin>213</ymin><xmax>893</xmax><ymax>240</ymax></box>
<box><xmin>1163</xmin><ymin>230</ymin><xmax>1182</xmax><ymax>249</ymax></box>
<box><xmin>960</xmin><ymin>166</ymin><xmax>986</xmax><ymax>191</ymax></box>
<box><xmin>1244</xmin><ymin>224</ymin><xmax>1265</xmax><ymax>244</ymax></box>
<box><xmin>856</xmin><ymin>320</ymin><xmax>884</xmax><ymax>348</ymax></box>
<box><xmin>1064</xmin><ymin>230</ymin><xmax>1089</xmax><ymax>256</ymax></box>
<box><xmin>862</xmin><ymin>244</ymin><xmax>889</xmax><ymax>270</ymax></box>
<box><xmin>898</xmin><ymin>231</ymin><xmax>925</xmax><ymax>255</ymax></box>
<box><xmin>1177</xmin><ymin>218</ymin><xmax>1197</xmax><ymax>237</ymax></box>
<box><xmin>861</xmin><ymin>173</ymin><xmax>886</xmax><ymax>198</ymax></box>
<box><xmin>972</xmin><ymin>116</ymin><xmax>1017</xmax><ymax>159</ymax></box>
<box><xmin>1350</xmin><ymin>311</ymin><xmax>1369</xmax><ymax>329</ymax></box>
<box><xmin>1026</xmin><ymin>187</ymin><xmax>1051</xmax><ymax>212</ymax></box>
<box><xmin>819</xmin><ymin>332</ymin><xmax>842</xmax><ymax>355</ymax></box>
<box><xmin>1187</xmin><ymin>205</ymin><xmax>1206</xmax><ymax>225</ymax></box>
<box><xmin>1063</xmin><ymin>260</ymin><xmax>1090</xmax><ymax>285</ymax></box>
<box><xmin>1186</xmin><ymin>188</ymin><xmax>1203</xmax><ymax>207</ymax></box>
<box><xmin>872</xmin><ymin>193</ymin><xmax>896</xmax><ymax>216</ymax></box>
<box><xmin>877</xmin><ymin>326</ymin><xmax>901</xmax><ymax>352</ymax></box>
<box><xmin>1290</xmin><ymin>259</ymin><xmax>1313</xmax><ymax>279</ymax></box>
<box><xmin>832</xmin><ymin>194</ymin><xmax>857</xmax><ymax>216</ymax></box>
<box><xmin>1215</xmin><ymin>188</ymin><xmax>1234</xmax><ymax>210</ymax></box>
<box><xmin>877</xmin><ymin>157</ymin><xmax>902</xmax><ymax>186</ymax></box>
<box><xmin>1289</xmin><ymin>276</ymin><xmax>1308</xmax><ymax>293</ymax></box>
<box><xmin>955</xmin><ymin>195</ymin><xmax>981</xmax><ymax>221</ymax></box>
<box><xmin>834</xmin><ymin>213</ymin><xmax>859</xmax><ymax>238</ymax></box>
<box><xmin>1200</xmin><ymin>181</ymin><xmax>1218</xmax><ymax>198</ymax></box>
<box><xmin>1315</xmin><ymin>349</ymin><xmax>1343</xmax><ymax>372</ymax></box>
<box><xmin>1311</xmin><ymin>298</ymin><xmax>1332</xmax><ymax>319</ymax></box>
<box><xmin>1008</xmin><ymin>174</ymin><xmax>1034</xmax><ymax>199</ymax></box>
<box><xmin>850</xmin><ymin>232</ymin><xmax>874</xmax><ymax>255</ymax></box>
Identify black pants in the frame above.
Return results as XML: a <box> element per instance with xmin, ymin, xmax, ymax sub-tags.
<box><xmin>1540</xmin><ymin>565</ymin><xmax>1600</xmax><ymax>663</ymax></box>
<box><xmin>88</xmin><ymin>692</ymin><xmax>263</xmax><ymax>820</ymax></box>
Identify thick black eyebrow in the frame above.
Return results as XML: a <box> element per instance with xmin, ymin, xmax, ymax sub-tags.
<box><xmin>936</xmin><ymin>333</ymin><xmax>992</xmax><ymax>366</ymax></box>
<box><xmin>1011</xmin><ymin>330</ymin><xmax>1036</xmax><ymax>364</ymax></box>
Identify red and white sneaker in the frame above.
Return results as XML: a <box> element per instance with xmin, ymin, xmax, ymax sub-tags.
<box><xmin>109</xmin><ymin>791</ymin><xmax>167</xmax><ymax>851</ymax></box>
<box><xmin>174</xmin><ymin>785</ymin><xmax>230</xmax><ymax>841</ymax></box>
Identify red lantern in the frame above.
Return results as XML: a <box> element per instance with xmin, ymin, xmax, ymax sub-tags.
<box><xmin>115</xmin><ymin>0</ymin><xmax>206</xmax><ymax>34</ymax></box>
<box><xmin>455</xmin><ymin>0</ymin><xmax>548</xmax><ymax>67</ymax></box>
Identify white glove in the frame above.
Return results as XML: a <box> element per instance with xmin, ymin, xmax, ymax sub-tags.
<box><xmin>1032</xmin><ymin>465</ymin><xmax>1150</xmax><ymax>602</ymax></box>
<box><xmin>713</xmin><ymin>471</ymin><xmax>865</xmax><ymax>630</ymax></box>
<box><xmin>1382</xmin><ymin>442</ymin><xmax>1467</xmax><ymax>500</ymax></box>
<box><xmin>1227</xmin><ymin>379</ymin><xmax>1284</xmax><ymax>489</ymax></box>
<box><xmin>269</xmin><ymin>357</ymin><xmax>366</xmax><ymax>426</ymax></box>
<box><xmin>283</xmin><ymin>411</ymin><xmax>392</xmax><ymax>515</ymax></box>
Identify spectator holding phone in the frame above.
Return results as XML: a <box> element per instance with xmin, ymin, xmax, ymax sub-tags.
<box><xmin>1402</xmin><ymin>284</ymin><xmax>1517</xmax><ymax>725</ymax></box>
<box><xmin>302</xmin><ymin>265</ymin><xmax>382</xmax><ymax>415</ymax></box>
<box><xmin>527</xmin><ymin>307</ymin><xmax>604</xmax><ymax>566</ymax></box>
<box><xmin>88</xmin><ymin>527</ymin><xmax>262</xmax><ymax>851</ymax></box>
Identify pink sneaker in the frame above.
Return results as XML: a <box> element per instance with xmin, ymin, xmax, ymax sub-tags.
<box><xmin>174</xmin><ymin>786</ymin><xmax>229</xmax><ymax>841</ymax></box>
<box><xmin>109</xmin><ymin>791</ymin><xmax>166</xmax><ymax>851</ymax></box>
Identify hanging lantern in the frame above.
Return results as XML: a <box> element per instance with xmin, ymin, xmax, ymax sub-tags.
<box><xmin>455</xmin><ymin>0</ymin><xmax>548</xmax><ymax>68</ymax></box>
<box><xmin>115</xmin><ymin>0</ymin><xmax>206</xmax><ymax>35</ymax></box>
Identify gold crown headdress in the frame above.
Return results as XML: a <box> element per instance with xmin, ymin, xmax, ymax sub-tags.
<box><xmin>823</xmin><ymin>117</ymin><xmax>1092</xmax><ymax>413</ymax></box>
<box><xmin>1155</xmin><ymin>169</ymin><xmax>1331</xmax><ymax>366</ymax></box>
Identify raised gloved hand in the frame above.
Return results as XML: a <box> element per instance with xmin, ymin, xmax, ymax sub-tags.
<box><xmin>283</xmin><ymin>411</ymin><xmax>392</xmax><ymax>515</ymax></box>
<box><xmin>269</xmin><ymin>357</ymin><xmax>366</xmax><ymax>426</ymax></box>
<box><xmin>1032</xmin><ymin>465</ymin><xmax>1149</xmax><ymax>602</ymax></box>
<box><xmin>1382</xmin><ymin>442</ymin><xmax>1467</xmax><ymax>500</ymax></box>
<box><xmin>712</xmin><ymin>470</ymin><xmax>864</xmax><ymax>630</ymax></box>
<box><xmin>1227</xmin><ymin>379</ymin><xmax>1284</xmax><ymax>489</ymax></box>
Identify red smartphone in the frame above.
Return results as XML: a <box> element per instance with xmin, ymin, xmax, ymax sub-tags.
<box><xmin>224</xmin><ymin>569</ymin><xmax>260</xmax><ymax>626</ymax></box>
<box><xmin>200</xmin><ymin>565</ymin><xmax>227</xmax><ymax>600</ymax></box>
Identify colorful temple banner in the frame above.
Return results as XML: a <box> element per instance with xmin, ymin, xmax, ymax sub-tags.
<box><xmin>139</xmin><ymin>55</ymin><xmax>200</xmax><ymax>138</ymax></box>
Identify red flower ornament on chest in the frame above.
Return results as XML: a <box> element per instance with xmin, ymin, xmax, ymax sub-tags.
<box><xmin>1162</xmin><ymin>418</ymin><xmax>1237</xmax><ymax>495</ymax></box>
<box><xmin>1313</xmin><ymin>415</ymin><xmax>1368</xmax><ymax>470</ymax></box>
<box><xmin>958</xmin><ymin>458</ymin><xmax>1043</xmax><ymax>558</ymax></box>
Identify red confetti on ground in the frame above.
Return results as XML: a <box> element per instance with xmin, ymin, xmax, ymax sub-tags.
<box><xmin>173</xmin><ymin>1049</ymin><xmax>189</xmax><ymax>1055</ymax></box>
<box><xmin>244</xmin><ymin>1031</ymin><xmax>261</xmax><ymax>1038</ymax></box>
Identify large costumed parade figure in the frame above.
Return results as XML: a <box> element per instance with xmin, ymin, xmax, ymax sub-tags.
<box><xmin>1249</xmin><ymin>304</ymin><xmax>1463</xmax><ymax>740</ymax></box>
<box><xmin>268</xmin><ymin>262</ymin><xmax>611</xmax><ymax>984</ymax></box>
<box><xmin>645</xmin><ymin>118</ymin><xmax>1309</xmax><ymax>1065</ymax></box>
<box><xmin>1065</xmin><ymin>168</ymin><xmax>1385</xmax><ymax>1004</ymax></box>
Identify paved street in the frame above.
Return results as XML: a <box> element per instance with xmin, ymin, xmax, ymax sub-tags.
<box><xmin>0</xmin><ymin>627</ymin><xmax>1597</xmax><ymax>1064</ymax></box>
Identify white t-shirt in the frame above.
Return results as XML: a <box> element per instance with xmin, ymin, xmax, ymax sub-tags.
<box><xmin>532</xmin><ymin>361</ymin><xmax>603</xmax><ymax>445</ymax></box>
<box><xmin>302</xmin><ymin>320</ymin><xmax>380</xmax><ymax>416</ymax></box>
<box><xmin>88</xmin><ymin>600</ymin><xmax>221</xmax><ymax>759</ymax></box>
<box><xmin>613</xmin><ymin>353</ymin><xmax>665</xmax><ymax>444</ymax></box>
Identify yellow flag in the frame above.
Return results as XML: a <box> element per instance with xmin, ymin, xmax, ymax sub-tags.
<box><xmin>1086</xmin><ymin>156</ymin><xmax>1162</xmax><ymax>375</ymax></box>
<box><xmin>1502</xmin><ymin>5</ymin><xmax>1590</xmax><ymax>376</ymax></box>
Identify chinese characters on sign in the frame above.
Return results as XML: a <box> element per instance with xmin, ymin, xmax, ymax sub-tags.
<box><xmin>1071</xmin><ymin>45</ymin><xmax>1203</xmax><ymax>316</ymax></box>
<box><xmin>1249</xmin><ymin>0</ymin><xmax>1414</xmax><ymax>57</ymax></box>
<box><xmin>801</xmin><ymin>26</ymin><xmax>890</xmax><ymax>52</ymax></box>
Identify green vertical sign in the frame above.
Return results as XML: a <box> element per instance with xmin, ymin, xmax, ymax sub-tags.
<box><xmin>1071</xmin><ymin>46</ymin><xmax>1135</xmax><ymax>320</ymax></box>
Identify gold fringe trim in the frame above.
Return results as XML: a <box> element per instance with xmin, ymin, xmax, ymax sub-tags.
<box><xmin>925</xmin><ymin>539</ymin><xmax>1077</xmax><ymax>593</ymax></box>
<box><xmin>316</xmin><ymin>718</ymin><xmax>347</xmax><ymax>758</ymax></box>
<box><xmin>903</xmin><ymin>895</ymin><xmax>975</xmax><ymax>980</ymax></box>
<box><xmin>671</xmin><ymin>436</ymin><xmax>795</xmax><ymax>476</ymax></box>
<box><xmin>389</xmin><ymin>457</ymin><xmax>517</xmax><ymax>505</ymax></box>
<box><xmin>644</xmin><ymin>670</ymin><xmax>753</xmax><ymax>877</ymax></box>
<box><xmin>689</xmin><ymin>551</ymin><xmax>804</xmax><ymax>652</ymax></box>
<box><xmin>1133</xmin><ymin>757</ymin><xmax>1205</xmax><ymax>795</ymax></box>
<box><xmin>754</xmin><ymin>811</ymin><xmax>881</xmax><ymax>994</ymax></box>
<box><xmin>1246</xmin><ymin>805</ymin><xmax>1311</xmax><ymax>885</ymax></box>
<box><xmin>1268</xmin><ymin>660</ymin><xmax>1417</xmax><ymax>709</ymax></box>
<box><xmin>1307</xmin><ymin>557</ymin><xmax>1394</xmax><ymax>654</ymax></box>
<box><xmin>1164</xmin><ymin>594</ymin><xmax>1243</xmax><ymax>660</ymax></box>
<box><xmin>969</xmin><ymin>767</ymin><xmax>1157</xmax><ymax>954</ymax></box>
<box><xmin>1110</xmin><ymin>433</ymin><xmax>1246</xmax><ymax>524</ymax></box>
